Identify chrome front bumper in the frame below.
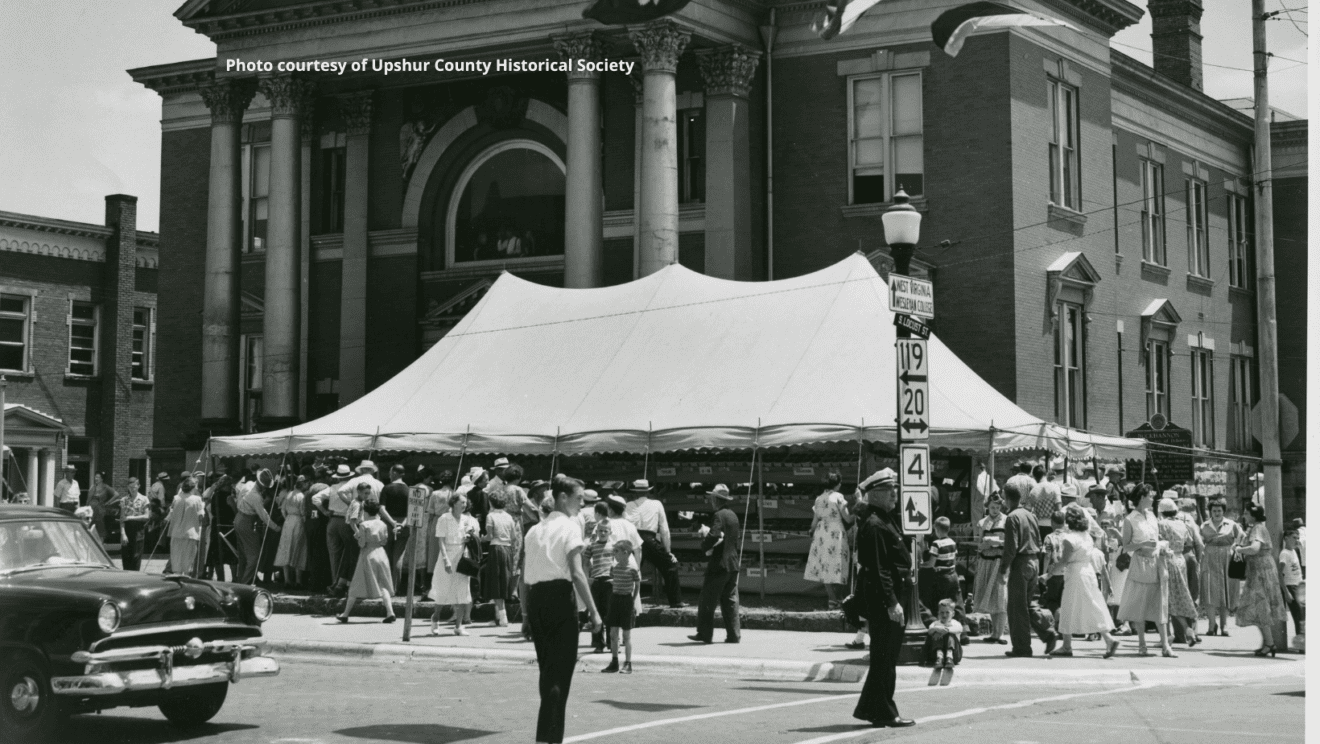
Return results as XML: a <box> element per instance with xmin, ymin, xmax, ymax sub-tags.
<box><xmin>51</xmin><ymin>639</ymin><xmax>279</xmax><ymax>696</ymax></box>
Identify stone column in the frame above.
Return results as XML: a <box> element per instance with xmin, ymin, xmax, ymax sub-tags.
<box><xmin>299</xmin><ymin>103</ymin><xmax>315</xmax><ymax>420</ymax></box>
<box><xmin>40</xmin><ymin>449</ymin><xmax>55</xmax><ymax>508</ymax></box>
<box><xmin>25</xmin><ymin>449</ymin><xmax>38</xmax><ymax>503</ymax></box>
<box><xmin>629</xmin><ymin>67</ymin><xmax>644</xmax><ymax>279</ymax></box>
<box><xmin>698</xmin><ymin>45</ymin><xmax>761</xmax><ymax>280</ymax></box>
<box><xmin>198</xmin><ymin>78</ymin><xmax>256</xmax><ymax>429</ymax></box>
<box><xmin>337</xmin><ymin>91</ymin><xmax>373</xmax><ymax>406</ymax></box>
<box><xmin>257</xmin><ymin>74</ymin><xmax>315</xmax><ymax>427</ymax></box>
<box><xmin>555</xmin><ymin>32</ymin><xmax>605</xmax><ymax>288</ymax></box>
<box><xmin>629</xmin><ymin>19</ymin><xmax>690</xmax><ymax>277</ymax></box>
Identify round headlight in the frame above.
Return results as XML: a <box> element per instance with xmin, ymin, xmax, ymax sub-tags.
<box><xmin>97</xmin><ymin>602</ymin><xmax>121</xmax><ymax>634</ymax></box>
<box><xmin>252</xmin><ymin>590</ymin><xmax>273</xmax><ymax>623</ymax></box>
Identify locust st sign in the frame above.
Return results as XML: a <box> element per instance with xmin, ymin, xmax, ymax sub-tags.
<box><xmin>896</xmin><ymin>339</ymin><xmax>930</xmax><ymax>440</ymax></box>
<box><xmin>888</xmin><ymin>275</ymin><xmax>935</xmax><ymax>319</ymax></box>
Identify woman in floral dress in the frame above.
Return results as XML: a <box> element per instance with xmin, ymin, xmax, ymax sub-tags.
<box><xmin>1200</xmin><ymin>498</ymin><xmax>1243</xmax><ymax>636</ymax></box>
<box><xmin>1234</xmin><ymin>504</ymin><xmax>1288</xmax><ymax>655</ymax></box>
<box><xmin>1157</xmin><ymin>498</ymin><xmax>1200</xmax><ymax>647</ymax></box>
<box><xmin>803</xmin><ymin>471</ymin><xmax>853</xmax><ymax>609</ymax></box>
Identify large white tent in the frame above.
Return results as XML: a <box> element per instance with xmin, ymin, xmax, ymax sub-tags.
<box><xmin>210</xmin><ymin>253</ymin><xmax>1144</xmax><ymax>460</ymax></box>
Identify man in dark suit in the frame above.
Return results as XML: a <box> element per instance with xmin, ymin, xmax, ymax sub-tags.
<box><xmin>689</xmin><ymin>484</ymin><xmax>741</xmax><ymax>644</ymax></box>
<box><xmin>852</xmin><ymin>469</ymin><xmax>916</xmax><ymax>729</ymax></box>
<box><xmin>998</xmin><ymin>481</ymin><xmax>1058</xmax><ymax>656</ymax></box>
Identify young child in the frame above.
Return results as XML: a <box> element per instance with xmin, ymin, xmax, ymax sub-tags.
<box><xmin>582</xmin><ymin>507</ymin><xmax>615</xmax><ymax>653</ymax></box>
<box><xmin>1042</xmin><ymin>511</ymin><xmax>1068</xmax><ymax>628</ymax></box>
<box><xmin>925</xmin><ymin>598</ymin><xmax>963</xmax><ymax>679</ymax></box>
<box><xmin>602</xmin><ymin>539</ymin><xmax>640</xmax><ymax>674</ymax></box>
<box><xmin>1281</xmin><ymin>530</ymin><xmax>1305</xmax><ymax>647</ymax></box>
<box><xmin>923</xmin><ymin>518</ymin><xmax>970</xmax><ymax>643</ymax></box>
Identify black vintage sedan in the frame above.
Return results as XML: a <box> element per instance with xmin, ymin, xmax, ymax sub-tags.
<box><xmin>0</xmin><ymin>505</ymin><xmax>279</xmax><ymax>742</ymax></box>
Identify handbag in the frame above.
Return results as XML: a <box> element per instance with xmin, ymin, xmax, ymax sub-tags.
<box><xmin>456</xmin><ymin>533</ymin><xmax>482</xmax><ymax>576</ymax></box>
<box><xmin>1228</xmin><ymin>553</ymin><xmax>1247</xmax><ymax>580</ymax></box>
<box><xmin>1128</xmin><ymin>551</ymin><xmax>1158</xmax><ymax>583</ymax></box>
<box><xmin>1115</xmin><ymin>552</ymin><xmax>1131</xmax><ymax>571</ymax></box>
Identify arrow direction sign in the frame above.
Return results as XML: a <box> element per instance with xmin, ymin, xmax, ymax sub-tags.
<box><xmin>896</xmin><ymin>339</ymin><xmax>930</xmax><ymax>441</ymax></box>
<box><xmin>888</xmin><ymin>275</ymin><xmax>935</xmax><ymax>319</ymax></box>
<box><xmin>902</xmin><ymin>488</ymin><xmax>932</xmax><ymax>535</ymax></box>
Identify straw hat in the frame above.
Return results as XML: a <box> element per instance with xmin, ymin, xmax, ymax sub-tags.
<box><xmin>707</xmin><ymin>484</ymin><xmax>734</xmax><ymax>500</ymax></box>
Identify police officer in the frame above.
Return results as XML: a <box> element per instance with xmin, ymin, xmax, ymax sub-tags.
<box><xmin>852</xmin><ymin>468</ymin><xmax>916</xmax><ymax>729</ymax></box>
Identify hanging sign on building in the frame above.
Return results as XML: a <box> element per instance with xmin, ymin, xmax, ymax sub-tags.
<box><xmin>1125</xmin><ymin>422</ymin><xmax>1194</xmax><ymax>485</ymax></box>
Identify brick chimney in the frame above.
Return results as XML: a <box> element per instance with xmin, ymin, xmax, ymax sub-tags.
<box><xmin>1149</xmin><ymin>0</ymin><xmax>1204</xmax><ymax>91</ymax></box>
<box><xmin>101</xmin><ymin>194</ymin><xmax>138</xmax><ymax>489</ymax></box>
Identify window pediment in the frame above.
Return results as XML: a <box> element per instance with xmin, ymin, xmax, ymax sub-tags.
<box><xmin>1140</xmin><ymin>298</ymin><xmax>1181</xmax><ymax>357</ymax></box>
<box><xmin>1046</xmin><ymin>251</ymin><xmax>1100</xmax><ymax>321</ymax></box>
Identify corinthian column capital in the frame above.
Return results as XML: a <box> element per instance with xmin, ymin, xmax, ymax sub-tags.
<box><xmin>628</xmin><ymin>19</ymin><xmax>691</xmax><ymax>75</ymax></box>
<box><xmin>554</xmin><ymin>31</ymin><xmax>604</xmax><ymax>81</ymax></box>
<box><xmin>337</xmin><ymin>91</ymin><xmax>374</xmax><ymax>136</ymax></box>
<box><xmin>697</xmin><ymin>45</ymin><xmax>762</xmax><ymax>98</ymax></box>
<box><xmin>198</xmin><ymin>77</ymin><xmax>257</xmax><ymax>125</ymax></box>
<box><xmin>258</xmin><ymin>74</ymin><xmax>316</xmax><ymax>119</ymax></box>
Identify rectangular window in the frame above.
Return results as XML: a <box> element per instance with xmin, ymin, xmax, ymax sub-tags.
<box><xmin>677</xmin><ymin>109</ymin><xmax>705</xmax><ymax>204</ymax></box>
<box><xmin>1140</xmin><ymin>160</ymin><xmax>1165</xmax><ymax>265</ymax></box>
<box><xmin>67</xmin><ymin>301</ymin><xmax>98</xmax><ymax>377</ymax></box>
<box><xmin>1228</xmin><ymin>355</ymin><xmax>1254</xmax><ymax>451</ymax></box>
<box><xmin>1190</xmin><ymin>349</ymin><xmax>1214</xmax><ymax>448</ymax></box>
<box><xmin>67</xmin><ymin>437</ymin><xmax>94</xmax><ymax>493</ymax></box>
<box><xmin>849</xmin><ymin>71</ymin><xmax>923</xmax><ymax>204</ymax></box>
<box><xmin>1053</xmin><ymin>302</ymin><xmax>1086</xmax><ymax>428</ymax></box>
<box><xmin>0</xmin><ymin>294</ymin><xmax>30</xmax><ymax>373</ymax></box>
<box><xmin>1228</xmin><ymin>194</ymin><xmax>1250</xmax><ymax>288</ymax></box>
<box><xmin>1186</xmin><ymin>179</ymin><xmax>1209</xmax><ymax>277</ymax></box>
<box><xmin>321</xmin><ymin>146</ymin><xmax>346</xmax><ymax>233</ymax></box>
<box><xmin>1048</xmin><ymin>79</ymin><xmax>1080</xmax><ymax>210</ymax></box>
<box><xmin>242</xmin><ymin>334</ymin><xmax>263</xmax><ymax>433</ymax></box>
<box><xmin>131</xmin><ymin>307</ymin><xmax>153</xmax><ymax>381</ymax></box>
<box><xmin>1146</xmin><ymin>339</ymin><xmax>1170</xmax><ymax>420</ymax></box>
<box><xmin>243</xmin><ymin>143</ymin><xmax>271</xmax><ymax>253</ymax></box>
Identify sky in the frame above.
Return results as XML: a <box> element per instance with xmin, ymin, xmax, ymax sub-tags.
<box><xmin>0</xmin><ymin>0</ymin><xmax>1310</xmax><ymax>233</ymax></box>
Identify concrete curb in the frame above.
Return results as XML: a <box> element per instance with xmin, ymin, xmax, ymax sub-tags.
<box><xmin>272</xmin><ymin>594</ymin><xmax>854</xmax><ymax>633</ymax></box>
<box><xmin>265</xmin><ymin>639</ymin><xmax>1302</xmax><ymax>686</ymax></box>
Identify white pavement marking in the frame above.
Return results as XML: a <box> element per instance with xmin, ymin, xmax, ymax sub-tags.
<box><xmin>788</xmin><ymin>682</ymin><xmax>1159</xmax><ymax>744</ymax></box>
<box><xmin>562</xmin><ymin>686</ymin><xmax>939</xmax><ymax>743</ymax></box>
<box><xmin>1023</xmin><ymin>720</ymin><xmax>1302</xmax><ymax>739</ymax></box>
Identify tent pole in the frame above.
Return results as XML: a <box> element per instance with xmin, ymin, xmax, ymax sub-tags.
<box><xmin>756</xmin><ymin>421</ymin><xmax>765</xmax><ymax>602</ymax></box>
<box><xmin>454</xmin><ymin>426</ymin><xmax>470</xmax><ymax>490</ymax></box>
<box><xmin>987</xmin><ymin>424</ymin><xmax>995</xmax><ymax>517</ymax></box>
<box><xmin>856</xmin><ymin>419</ymin><xmax>865</xmax><ymax>486</ymax></box>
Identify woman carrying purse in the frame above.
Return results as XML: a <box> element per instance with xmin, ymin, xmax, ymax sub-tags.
<box><xmin>1117</xmin><ymin>485</ymin><xmax>1174</xmax><ymax>657</ymax></box>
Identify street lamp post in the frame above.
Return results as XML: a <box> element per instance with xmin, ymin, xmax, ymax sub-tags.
<box><xmin>881</xmin><ymin>191</ymin><xmax>928</xmax><ymax>657</ymax></box>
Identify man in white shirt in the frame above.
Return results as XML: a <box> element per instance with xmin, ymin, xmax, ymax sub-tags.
<box><xmin>972</xmin><ymin>463</ymin><xmax>998</xmax><ymax>526</ymax></box>
<box><xmin>623</xmin><ymin>479</ymin><xmax>683</xmax><ymax>608</ymax></box>
<box><xmin>1250</xmin><ymin>473</ymin><xmax>1266</xmax><ymax>508</ymax></box>
<box><xmin>55</xmin><ymin>466</ymin><xmax>81</xmax><ymax>513</ymax></box>
<box><xmin>343</xmin><ymin>460</ymin><xmax>384</xmax><ymax>501</ymax></box>
<box><xmin>323</xmin><ymin>464</ymin><xmax>358</xmax><ymax>596</ymax></box>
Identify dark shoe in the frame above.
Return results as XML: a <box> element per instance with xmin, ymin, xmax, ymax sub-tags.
<box><xmin>1005</xmin><ymin>650</ymin><xmax>1032</xmax><ymax>657</ymax></box>
<box><xmin>601</xmin><ymin>659</ymin><xmax>619</xmax><ymax>673</ymax></box>
<box><xmin>620</xmin><ymin>661</ymin><xmax>632</xmax><ymax>674</ymax></box>
<box><xmin>845</xmin><ymin>641</ymin><xmax>867</xmax><ymax>650</ymax></box>
<box><xmin>1044</xmin><ymin>635</ymin><xmax>1058</xmax><ymax>655</ymax></box>
<box><xmin>336</xmin><ymin>615</ymin><xmax>349</xmax><ymax>624</ymax></box>
<box><xmin>724</xmin><ymin>637</ymin><xmax>740</xmax><ymax>644</ymax></box>
<box><xmin>382</xmin><ymin>615</ymin><xmax>396</xmax><ymax>624</ymax></box>
<box><xmin>1103</xmin><ymin>640</ymin><xmax>1119</xmax><ymax>659</ymax></box>
<box><xmin>884</xmin><ymin>718</ymin><xmax>916</xmax><ymax>728</ymax></box>
<box><xmin>593</xmin><ymin>645</ymin><xmax>606</xmax><ymax>654</ymax></box>
<box><xmin>688</xmin><ymin>634</ymin><xmax>712</xmax><ymax>644</ymax></box>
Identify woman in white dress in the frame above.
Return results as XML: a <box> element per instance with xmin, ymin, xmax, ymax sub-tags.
<box><xmin>972</xmin><ymin>496</ymin><xmax>1009</xmax><ymax>643</ymax></box>
<box><xmin>803</xmin><ymin>471</ymin><xmax>853</xmax><ymax>609</ymax></box>
<box><xmin>1118</xmin><ymin>485</ymin><xmax>1174</xmax><ymax>657</ymax></box>
<box><xmin>429</xmin><ymin>491</ymin><xmax>480</xmax><ymax>635</ymax></box>
<box><xmin>274</xmin><ymin>475</ymin><xmax>308</xmax><ymax>588</ymax></box>
<box><xmin>1053</xmin><ymin>505</ymin><xmax>1119</xmax><ymax>658</ymax></box>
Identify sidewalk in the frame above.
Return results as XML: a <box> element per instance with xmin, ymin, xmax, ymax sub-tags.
<box><xmin>260</xmin><ymin>611</ymin><xmax>1305</xmax><ymax>686</ymax></box>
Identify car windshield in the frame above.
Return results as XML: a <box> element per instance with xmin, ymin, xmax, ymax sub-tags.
<box><xmin>0</xmin><ymin>521</ymin><xmax>113</xmax><ymax>573</ymax></box>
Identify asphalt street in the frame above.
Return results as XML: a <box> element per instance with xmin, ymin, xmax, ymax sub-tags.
<box><xmin>52</xmin><ymin>653</ymin><xmax>1304</xmax><ymax>744</ymax></box>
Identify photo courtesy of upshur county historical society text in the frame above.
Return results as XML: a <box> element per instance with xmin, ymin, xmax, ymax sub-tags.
<box><xmin>0</xmin><ymin>0</ymin><xmax>1312</xmax><ymax>742</ymax></box>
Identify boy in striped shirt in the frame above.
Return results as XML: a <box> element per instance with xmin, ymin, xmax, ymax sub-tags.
<box><xmin>602</xmin><ymin>539</ymin><xmax>640</xmax><ymax>674</ymax></box>
<box><xmin>583</xmin><ymin>506</ymin><xmax>615</xmax><ymax>652</ymax></box>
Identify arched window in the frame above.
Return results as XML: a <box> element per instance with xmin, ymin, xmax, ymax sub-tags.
<box><xmin>446</xmin><ymin>140</ymin><xmax>565</xmax><ymax>266</ymax></box>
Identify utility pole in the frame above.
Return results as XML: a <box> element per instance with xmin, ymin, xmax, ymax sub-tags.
<box><xmin>1250</xmin><ymin>0</ymin><xmax>1287</xmax><ymax>648</ymax></box>
<box><xmin>1250</xmin><ymin>0</ymin><xmax>1283</xmax><ymax>545</ymax></box>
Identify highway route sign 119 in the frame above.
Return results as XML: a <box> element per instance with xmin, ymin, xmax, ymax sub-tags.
<box><xmin>896</xmin><ymin>338</ymin><xmax>930</xmax><ymax>440</ymax></box>
<box><xmin>901</xmin><ymin>488</ymin><xmax>932</xmax><ymax>535</ymax></box>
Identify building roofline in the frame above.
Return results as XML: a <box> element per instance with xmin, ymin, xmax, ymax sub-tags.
<box><xmin>127</xmin><ymin>57</ymin><xmax>216</xmax><ymax>95</ymax></box>
<box><xmin>1272</xmin><ymin>118</ymin><xmax>1308</xmax><ymax>144</ymax></box>
<box><xmin>1111</xmin><ymin>49</ymin><xmax>1253</xmax><ymax>144</ymax></box>
<box><xmin>0</xmin><ymin>210</ymin><xmax>160</xmax><ymax>249</ymax></box>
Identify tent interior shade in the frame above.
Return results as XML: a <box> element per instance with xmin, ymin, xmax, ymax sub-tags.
<box><xmin>210</xmin><ymin>253</ymin><xmax>1145</xmax><ymax>460</ymax></box>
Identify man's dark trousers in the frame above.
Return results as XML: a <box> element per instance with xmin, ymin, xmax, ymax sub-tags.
<box><xmin>120</xmin><ymin>522</ymin><xmax>143</xmax><ymax>571</ymax></box>
<box><xmin>589</xmin><ymin>577</ymin><xmax>612</xmax><ymax>649</ymax></box>
<box><xmin>853</xmin><ymin>613</ymin><xmax>903</xmax><ymax>723</ymax></box>
<box><xmin>638</xmin><ymin>530</ymin><xmax>681</xmax><ymax>606</ymax></box>
<box><xmin>695</xmin><ymin>569</ymin><xmax>740</xmax><ymax>642</ymax></box>
<box><xmin>528</xmin><ymin>580</ymin><xmax>579</xmax><ymax>744</ymax></box>
<box><xmin>1006</xmin><ymin>555</ymin><xmax>1055</xmax><ymax>654</ymax></box>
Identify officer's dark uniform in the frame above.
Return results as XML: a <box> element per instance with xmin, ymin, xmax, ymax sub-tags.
<box><xmin>853</xmin><ymin>500</ymin><xmax>913</xmax><ymax>726</ymax></box>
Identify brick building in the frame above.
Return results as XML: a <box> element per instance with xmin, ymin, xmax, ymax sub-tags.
<box><xmin>130</xmin><ymin>0</ymin><xmax>1304</xmax><ymax>497</ymax></box>
<box><xmin>0</xmin><ymin>197</ymin><xmax>158</xmax><ymax>505</ymax></box>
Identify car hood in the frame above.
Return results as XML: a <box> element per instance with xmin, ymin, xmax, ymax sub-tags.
<box><xmin>2</xmin><ymin>567</ymin><xmax>243</xmax><ymax>626</ymax></box>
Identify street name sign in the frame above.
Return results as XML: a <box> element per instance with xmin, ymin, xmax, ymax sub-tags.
<box><xmin>901</xmin><ymin>488</ymin><xmax>932</xmax><ymax>535</ymax></box>
<box><xmin>900</xmin><ymin>444</ymin><xmax>931</xmax><ymax>487</ymax></box>
<box><xmin>896</xmin><ymin>339</ymin><xmax>930</xmax><ymax>440</ymax></box>
<box><xmin>888</xmin><ymin>275</ymin><xmax>935</xmax><ymax>319</ymax></box>
<box><xmin>893</xmin><ymin>313</ymin><xmax>931</xmax><ymax>339</ymax></box>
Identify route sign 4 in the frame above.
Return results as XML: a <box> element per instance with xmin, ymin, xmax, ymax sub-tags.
<box><xmin>888</xmin><ymin>275</ymin><xmax>934</xmax><ymax>319</ymax></box>
<box><xmin>900</xmin><ymin>444</ymin><xmax>931</xmax><ymax>488</ymax></box>
<box><xmin>896</xmin><ymin>339</ymin><xmax>930</xmax><ymax>440</ymax></box>
<box><xmin>901</xmin><ymin>488</ymin><xmax>932</xmax><ymax>535</ymax></box>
